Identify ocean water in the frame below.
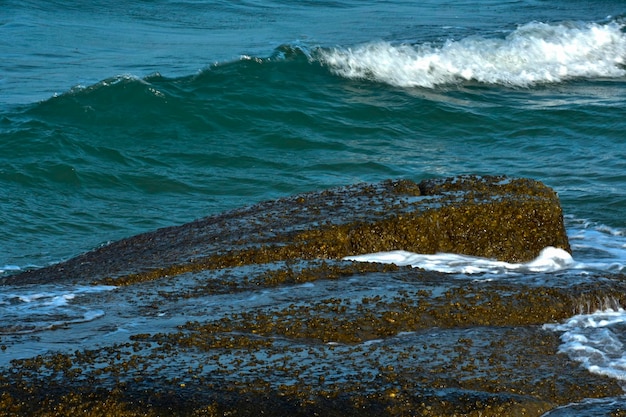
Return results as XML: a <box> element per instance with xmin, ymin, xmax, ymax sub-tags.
<box><xmin>1</xmin><ymin>0</ymin><xmax>626</xmax><ymax>413</ymax></box>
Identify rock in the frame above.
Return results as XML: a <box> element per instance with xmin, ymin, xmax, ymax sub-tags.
<box><xmin>4</xmin><ymin>176</ymin><xmax>617</xmax><ymax>417</ymax></box>
<box><xmin>3</xmin><ymin>175</ymin><xmax>570</xmax><ymax>286</ymax></box>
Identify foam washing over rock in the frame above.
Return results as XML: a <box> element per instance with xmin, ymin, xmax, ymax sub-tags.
<box><xmin>544</xmin><ymin>307</ymin><xmax>626</xmax><ymax>381</ymax></box>
<box><xmin>0</xmin><ymin>285</ymin><xmax>115</xmax><ymax>335</ymax></box>
<box><xmin>344</xmin><ymin>246</ymin><xmax>575</xmax><ymax>274</ymax></box>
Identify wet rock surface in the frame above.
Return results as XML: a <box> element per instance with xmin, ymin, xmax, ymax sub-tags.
<box><xmin>5</xmin><ymin>175</ymin><xmax>570</xmax><ymax>286</ymax></box>
<box><xmin>2</xmin><ymin>175</ymin><xmax>624</xmax><ymax>416</ymax></box>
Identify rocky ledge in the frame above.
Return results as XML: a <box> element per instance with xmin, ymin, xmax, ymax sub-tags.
<box><xmin>3</xmin><ymin>176</ymin><xmax>625</xmax><ymax>416</ymax></box>
<box><xmin>5</xmin><ymin>175</ymin><xmax>570</xmax><ymax>286</ymax></box>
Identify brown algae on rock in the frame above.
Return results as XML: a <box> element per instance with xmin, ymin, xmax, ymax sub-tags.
<box><xmin>6</xmin><ymin>175</ymin><xmax>570</xmax><ymax>286</ymax></box>
<box><xmin>3</xmin><ymin>175</ymin><xmax>624</xmax><ymax>416</ymax></box>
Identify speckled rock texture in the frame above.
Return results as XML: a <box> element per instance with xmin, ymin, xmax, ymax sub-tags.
<box><xmin>4</xmin><ymin>175</ymin><xmax>570</xmax><ymax>286</ymax></box>
<box><xmin>4</xmin><ymin>176</ymin><xmax>623</xmax><ymax>417</ymax></box>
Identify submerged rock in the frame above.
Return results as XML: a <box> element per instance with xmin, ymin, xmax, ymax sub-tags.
<box><xmin>4</xmin><ymin>176</ymin><xmax>622</xmax><ymax>417</ymax></box>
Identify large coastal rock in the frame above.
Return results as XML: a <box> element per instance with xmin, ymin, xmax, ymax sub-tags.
<box><xmin>4</xmin><ymin>176</ymin><xmax>626</xmax><ymax>416</ymax></box>
<box><xmin>5</xmin><ymin>175</ymin><xmax>570</xmax><ymax>286</ymax></box>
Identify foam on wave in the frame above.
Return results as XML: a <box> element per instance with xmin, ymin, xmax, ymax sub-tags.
<box><xmin>318</xmin><ymin>21</ymin><xmax>626</xmax><ymax>87</ymax></box>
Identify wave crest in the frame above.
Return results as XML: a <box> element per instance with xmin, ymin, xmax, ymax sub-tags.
<box><xmin>317</xmin><ymin>21</ymin><xmax>626</xmax><ymax>87</ymax></box>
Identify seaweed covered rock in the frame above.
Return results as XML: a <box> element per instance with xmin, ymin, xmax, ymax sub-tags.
<box><xmin>3</xmin><ymin>175</ymin><xmax>609</xmax><ymax>417</ymax></box>
<box><xmin>5</xmin><ymin>175</ymin><xmax>570</xmax><ymax>286</ymax></box>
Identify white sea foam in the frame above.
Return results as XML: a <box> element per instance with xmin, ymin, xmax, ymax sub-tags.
<box><xmin>0</xmin><ymin>265</ymin><xmax>20</xmax><ymax>275</ymax></box>
<box><xmin>544</xmin><ymin>308</ymin><xmax>626</xmax><ymax>382</ymax></box>
<box><xmin>0</xmin><ymin>285</ymin><xmax>116</xmax><ymax>334</ymax></box>
<box><xmin>318</xmin><ymin>21</ymin><xmax>626</xmax><ymax>87</ymax></box>
<box><xmin>344</xmin><ymin>246</ymin><xmax>575</xmax><ymax>274</ymax></box>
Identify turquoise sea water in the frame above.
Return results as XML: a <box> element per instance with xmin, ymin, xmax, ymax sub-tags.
<box><xmin>2</xmin><ymin>0</ymin><xmax>624</xmax><ymax>269</ymax></box>
<box><xmin>2</xmin><ymin>1</ymin><xmax>626</xmax><ymax>412</ymax></box>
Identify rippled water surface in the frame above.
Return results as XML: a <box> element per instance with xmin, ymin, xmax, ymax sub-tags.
<box><xmin>2</xmin><ymin>0</ymin><xmax>626</xmax><ymax>414</ymax></box>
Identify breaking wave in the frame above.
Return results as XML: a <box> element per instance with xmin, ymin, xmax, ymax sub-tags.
<box><xmin>318</xmin><ymin>21</ymin><xmax>626</xmax><ymax>87</ymax></box>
